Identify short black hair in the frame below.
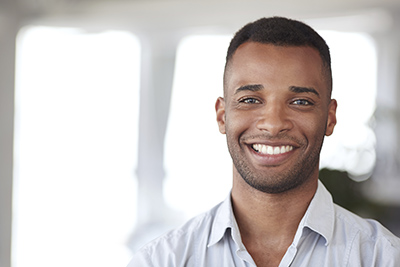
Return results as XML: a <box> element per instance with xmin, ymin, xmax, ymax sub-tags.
<box><xmin>224</xmin><ymin>17</ymin><xmax>332</xmax><ymax>94</ymax></box>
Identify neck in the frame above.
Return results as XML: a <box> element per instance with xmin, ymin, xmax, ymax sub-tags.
<box><xmin>231</xmin><ymin>172</ymin><xmax>318</xmax><ymax>248</ymax></box>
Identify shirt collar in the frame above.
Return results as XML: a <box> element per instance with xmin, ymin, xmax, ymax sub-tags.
<box><xmin>297</xmin><ymin>180</ymin><xmax>335</xmax><ymax>246</ymax></box>
<box><xmin>208</xmin><ymin>194</ymin><xmax>245</xmax><ymax>249</ymax></box>
<box><xmin>208</xmin><ymin>180</ymin><xmax>335</xmax><ymax>247</ymax></box>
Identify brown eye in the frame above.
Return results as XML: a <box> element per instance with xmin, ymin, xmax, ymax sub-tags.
<box><xmin>240</xmin><ymin>98</ymin><xmax>260</xmax><ymax>104</ymax></box>
<box><xmin>292</xmin><ymin>99</ymin><xmax>312</xmax><ymax>106</ymax></box>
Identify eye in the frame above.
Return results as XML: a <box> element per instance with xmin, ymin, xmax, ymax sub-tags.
<box><xmin>240</xmin><ymin>98</ymin><xmax>261</xmax><ymax>104</ymax></box>
<box><xmin>292</xmin><ymin>99</ymin><xmax>313</xmax><ymax>106</ymax></box>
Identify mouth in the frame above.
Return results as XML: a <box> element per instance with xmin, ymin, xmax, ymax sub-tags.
<box><xmin>251</xmin><ymin>144</ymin><xmax>294</xmax><ymax>155</ymax></box>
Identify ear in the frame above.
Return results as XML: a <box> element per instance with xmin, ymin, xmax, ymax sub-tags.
<box><xmin>215</xmin><ymin>97</ymin><xmax>226</xmax><ymax>134</ymax></box>
<box><xmin>325</xmin><ymin>99</ymin><xmax>337</xmax><ymax>136</ymax></box>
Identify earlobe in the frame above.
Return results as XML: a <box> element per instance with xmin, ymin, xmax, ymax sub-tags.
<box><xmin>325</xmin><ymin>99</ymin><xmax>337</xmax><ymax>136</ymax></box>
<box><xmin>215</xmin><ymin>97</ymin><xmax>226</xmax><ymax>134</ymax></box>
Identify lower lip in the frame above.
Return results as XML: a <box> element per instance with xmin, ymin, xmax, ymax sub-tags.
<box><xmin>247</xmin><ymin>145</ymin><xmax>295</xmax><ymax>166</ymax></box>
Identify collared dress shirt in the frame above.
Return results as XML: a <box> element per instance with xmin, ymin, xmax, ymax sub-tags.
<box><xmin>127</xmin><ymin>180</ymin><xmax>400</xmax><ymax>266</ymax></box>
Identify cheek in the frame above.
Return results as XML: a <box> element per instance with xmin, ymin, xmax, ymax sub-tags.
<box><xmin>225</xmin><ymin>112</ymin><xmax>252</xmax><ymax>139</ymax></box>
<box><xmin>295</xmin><ymin>115</ymin><xmax>326</xmax><ymax>141</ymax></box>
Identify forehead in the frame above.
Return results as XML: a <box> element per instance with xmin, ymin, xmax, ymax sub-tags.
<box><xmin>224</xmin><ymin>42</ymin><xmax>328</xmax><ymax>97</ymax></box>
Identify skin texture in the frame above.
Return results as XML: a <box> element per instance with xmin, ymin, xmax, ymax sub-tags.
<box><xmin>215</xmin><ymin>42</ymin><xmax>337</xmax><ymax>266</ymax></box>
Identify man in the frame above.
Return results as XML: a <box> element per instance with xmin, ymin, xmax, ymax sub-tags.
<box><xmin>127</xmin><ymin>17</ymin><xmax>400</xmax><ymax>266</ymax></box>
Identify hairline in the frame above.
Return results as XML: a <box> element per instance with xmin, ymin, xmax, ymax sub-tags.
<box><xmin>223</xmin><ymin>41</ymin><xmax>333</xmax><ymax>100</ymax></box>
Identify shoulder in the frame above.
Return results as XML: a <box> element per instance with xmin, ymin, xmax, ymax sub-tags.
<box><xmin>142</xmin><ymin>207</ymin><xmax>216</xmax><ymax>252</ymax></box>
<box><xmin>127</xmin><ymin>203</ymin><xmax>222</xmax><ymax>267</ymax></box>
<box><xmin>333</xmin><ymin>204</ymin><xmax>400</xmax><ymax>265</ymax></box>
<box><xmin>334</xmin><ymin>204</ymin><xmax>400</xmax><ymax>245</ymax></box>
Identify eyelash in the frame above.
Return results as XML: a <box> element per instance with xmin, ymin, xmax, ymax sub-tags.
<box><xmin>239</xmin><ymin>97</ymin><xmax>261</xmax><ymax>104</ymax></box>
<box><xmin>292</xmin><ymin>99</ymin><xmax>314</xmax><ymax>106</ymax></box>
<box><xmin>239</xmin><ymin>98</ymin><xmax>313</xmax><ymax>106</ymax></box>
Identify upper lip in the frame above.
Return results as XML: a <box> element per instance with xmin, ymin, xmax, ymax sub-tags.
<box><xmin>244</xmin><ymin>139</ymin><xmax>300</xmax><ymax>148</ymax></box>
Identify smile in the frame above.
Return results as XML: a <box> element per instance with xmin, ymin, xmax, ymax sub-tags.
<box><xmin>252</xmin><ymin>144</ymin><xmax>294</xmax><ymax>155</ymax></box>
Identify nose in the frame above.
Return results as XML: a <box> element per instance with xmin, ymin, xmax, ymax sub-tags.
<box><xmin>255</xmin><ymin>103</ymin><xmax>293</xmax><ymax>136</ymax></box>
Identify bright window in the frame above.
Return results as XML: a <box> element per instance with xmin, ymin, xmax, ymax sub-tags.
<box><xmin>164</xmin><ymin>35</ymin><xmax>233</xmax><ymax>220</ymax></box>
<box><xmin>319</xmin><ymin>31</ymin><xmax>377</xmax><ymax>180</ymax></box>
<box><xmin>13</xmin><ymin>27</ymin><xmax>140</xmax><ymax>267</ymax></box>
<box><xmin>164</xmin><ymin>32</ymin><xmax>377</xmax><ymax>218</ymax></box>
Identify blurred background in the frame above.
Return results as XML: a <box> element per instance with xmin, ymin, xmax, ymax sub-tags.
<box><xmin>1</xmin><ymin>0</ymin><xmax>400</xmax><ymax>266</ymax></box>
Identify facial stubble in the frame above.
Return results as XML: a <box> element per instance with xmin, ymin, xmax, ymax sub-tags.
<box><xmin>227</xmin><ymin>132</ymin><xmax>325</xmax><ymax>194</ymax></box>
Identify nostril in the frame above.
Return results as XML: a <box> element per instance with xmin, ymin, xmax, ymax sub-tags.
<box><xmin>255</xmin><ymin>114</ymin><xmax>292</xmax><ymax>135</ymax></box>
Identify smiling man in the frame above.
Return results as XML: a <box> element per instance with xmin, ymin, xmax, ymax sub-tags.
<box><xmin>127</xmin><ymin>17</ymin><xmax>400</xmax><ymax>267</ymax></box>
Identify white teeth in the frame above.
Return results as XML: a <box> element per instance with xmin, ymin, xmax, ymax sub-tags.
<box><xmin>262</xmin><ymin>145</ymin><xmax>268</xmax><ymax>154</ymax></box>
<box><xmin>252</xmin><ymin>144</ymin><xmax>293</xmax><ymax>155</ymax></box>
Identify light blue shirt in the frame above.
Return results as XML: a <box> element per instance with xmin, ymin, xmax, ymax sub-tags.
<box><xmin>127</xmin><ymin>181</ymin><xmax>400</xmax><ymax>266</ymax></box>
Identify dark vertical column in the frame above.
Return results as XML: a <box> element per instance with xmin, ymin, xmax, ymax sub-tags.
<box><xmin>0</xmin><ymin>6</ymin><xmax>18</xmax><ymax>267</ymax></box>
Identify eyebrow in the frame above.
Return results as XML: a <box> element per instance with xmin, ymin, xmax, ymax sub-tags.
<box><xmin>233</xmin><ymin>84</ymin><xmax>320</xmax><ymax>98</ymax></box>
<box><xmin>289</xmin><ymin>86</ymin><xmax>320</xmax><ymax>98</ymax></box>
<box><xmin>234</xmin><ymin>84</ymin><xmax>264</xmax><ymax>95</ymax></box>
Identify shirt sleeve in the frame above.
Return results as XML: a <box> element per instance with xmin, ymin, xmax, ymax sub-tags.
<box><xmin>377</xmin><ymin>239</ymin><xmax>400</xmax><ymax>267</ymax></box>
<box><xmin>126</xmin><ymin>249</ymin><xmax>152</xmax><ymax>267</ymax></box>
<box><xmin>346</xmin><ymin>229</ymin><xmax>400</xmax><ymax>267</ymax></box>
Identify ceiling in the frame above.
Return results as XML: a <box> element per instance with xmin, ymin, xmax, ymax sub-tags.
<box><xmin>0</xmin><ymin>0</ymin><xmax>398</xmax><ymax>35</ymax></box>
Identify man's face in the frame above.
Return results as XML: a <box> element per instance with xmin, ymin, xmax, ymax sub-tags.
<box><xmin>216</xmin><ymin>42</ymin><xmax>337</xmax><ymax>194</ymax></box>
